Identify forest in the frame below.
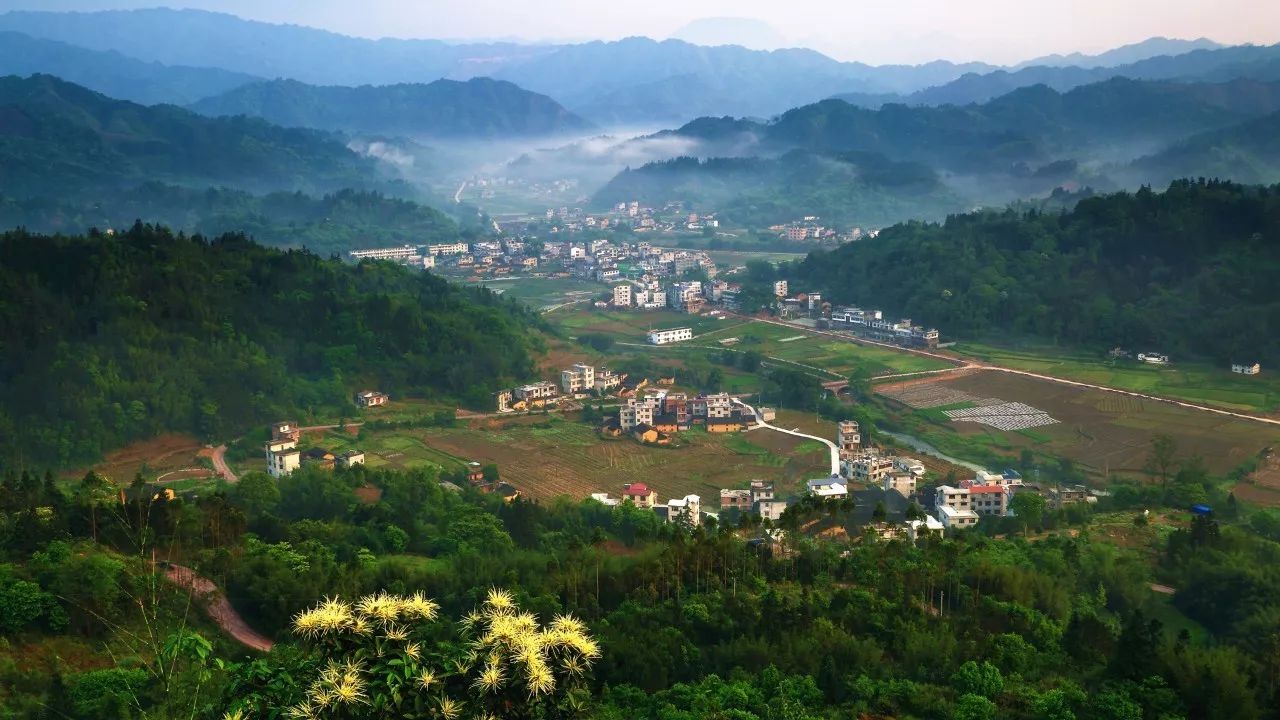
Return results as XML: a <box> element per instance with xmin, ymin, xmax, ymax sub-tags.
<box><xmin>793</xmin><ymin>179</ymin><xmax>1280</xmax><ymax>363</ymax></box>
<box><xmin>0</xmin><ymin>224</ymin><xmax>541</xmax><ymax>467</ymax></box>
<box><xmin>1</xmin><ymin>448</ymin><xmax>1279</xmax><ymax>719</ymax></box>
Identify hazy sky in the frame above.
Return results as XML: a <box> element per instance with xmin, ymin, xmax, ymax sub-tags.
<box><xmin>3</xmin><ymin>0</ymin><xmax>1278</xmax><ymax>64</ymax></box>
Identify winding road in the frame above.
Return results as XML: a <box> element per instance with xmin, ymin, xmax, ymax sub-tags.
<box><xmin>733</xmin><ymin>398</ymin><xmax>841</xmax><ymax>476</ymax></box>
<box><xmin>210</xmin><ymin>445</ymin><xmax>238</xmax><ymax>483</ymax></box>
<box><xmin>165</xmin><ymin>564</ymin><xmax>273</xmax><ymax>652</ymax></box>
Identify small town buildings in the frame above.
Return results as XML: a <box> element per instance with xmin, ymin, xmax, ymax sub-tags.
<box><xmin>266</xmin><ymin>439</ymin><xmax>301</xmax><ymax>478</ymax></box>
<box><xmin>337</xmin><ymin>451</ymin><xmax>366</xmax><ymax>468</ymax></box>
<box><xmin>666</xmin><ymin>495</ymin><xmax>702</xmax><ymax>525</ymax></box>
<box><xmin>355</xmin><ymin>390</ymin><xmax>389</xmax><ymax>408</ymax></box>
<box><xmin>720</xmin><ymin>489</ymin><xmax>753</xmax><ymax>512</ymax></box>
<box><xmin>620</xmin><ymin>396</ymin><xmax>659</xmax><ymax>430</ymax></box>
<box><xmin>883</xmin><ymin>473</ymin><xmax>917</xmax><ymax>496</ymax></box>
<box><xmin>1232</xmin><ymin>362</ymin><xmax>1261</xmax><ymax>375</ymax></box>
<box><xmin>271</xmin><ymin>420</ymin><xmax>301</xmax><ymax>443</ymax></box>
<box><xmin>757</xmin><ymin>499</ymin><xmax>789</xmax><ymax>522</ymax></box>
<box><xmin>837</xmin><ymin>421</ymin><xmax>861</xmax><ymax>457</ymax></box>
<box><xmin>594</xmin><ymin>369</ymin><xmax>623</xmax><ymax>392</ymax></box>
<box><xmin>937</xmin><ymin>503</ymin><xmax>979</xmax><ymax>530</ymax></box>
<box><xmin>968</xmin><ymin>485</ymin><xmax>1009</xmax><ymax>516</ymax></box>
<box><xmin>648</xmin><ymin>327</ymin><xmax>693</xmax><ymax>345</ymax></box>
<box><xmin>427</xmin><ymin>242</ymin><xmax>470</xmax><ymax>256</ymax></box>
<box><xmin>622</xmin><ymin>482</ymin><xmax>658</xmax><ymax>509</ymax></box>
<box><xmin>893</xmin><ymin>457</ymin><xmax>926</xmax><ymax>478</ymax></box>
<box><xmin>844</xmin><ymin>453</ymin><xmax>895</xmax><ymax>484</ymax></box>
<box><xmin>807</xmin><ymin>476</ymin><xmax>848</xmax><ymax>499</ymax></box>
<box><xmin>612</xmin><ymin>283</ymin><xmax>633</xmax><ymax>308</ymax></box>
<box><xmin>514</xmin><ymin>381</ymin><xmax>558</xmax><ymax>401</ymax></box>
<box><xmin>348</xmin><ymin>245</ymin><xmax>421</xmax><ymax>262</ymax></box>
<box><xmin>560</xmin><ymin>363</ymin><xmax>596</xmax><ymax>395</ymax></box>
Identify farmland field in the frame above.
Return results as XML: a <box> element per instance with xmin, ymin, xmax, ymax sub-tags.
<box><xmin>955</xmin><ymin>341</ymin><xmax>1280</xmax><ymax>414</ymax></box>
<box><xmin>318</xmin><ymin>415</ymin><xmax>830</xmax><ymax>505</ymax></box>
<box><xmin>884</xmin><ymin>372</ymin><xmax>1278</xmax><ymax>478</ymax></box>
<box><xmin>466</xmin><ymin>276</ymin><xmax>602</xmax><ymax>310</ymax></box>
<box><xmin>695</xmin><ymin>320</ymin><xmax>953</xmax><ymax>376</ymax></box>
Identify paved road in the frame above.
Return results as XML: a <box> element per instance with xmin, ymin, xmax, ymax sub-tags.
<box><xmin>734</xmin><ymin>398</ymin><xmax>840</xmax><ymax>476</ymax></box>
<box><xmin>453</xmin><ymin>181</ymin><xmax>466</xmax><ymax>203</ymax></box>
<box><xmin>165</xmin><ymin>564</ymin><xmax>273</xmax><ymax>652</ymax></box>
<box><xmin>748</xmin><ymin>315</ymin><xmax>1280</xmax><ymax>428</ymax></box>
<box><xmin>210</xmin><ymin>445</ymin><xmax>238</xmax><ymax>483</ymax></box>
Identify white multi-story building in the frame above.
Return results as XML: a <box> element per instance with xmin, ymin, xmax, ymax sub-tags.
<box><xmin>266</xmin><ymin>439</ymin><xmax>300</xmax><ymax>478</ymax></box>
<box><xmin>648</xmin><ymin>327</ymin><xmax>693</xmax><ymax>345</ymax></box>
<box><xmin>807</xmin><ymin>477</ymin><xmax>848</xmax><ymax>499</ymax></box>
<box><xmin>619</xmin><ymin>397</ymin><xmax>660</xmax><ymax>430</ymax></box>
<box><xmin>514</xmin><ymin>382</ymin><xmax>558</xmax><ymax>400</ymax></box>
<box><xmin>884</xmin><ymin>474</ymin><xmax>917</xmax><ymax>496</ymax></box>
<box><xmin>348</xmin><ymin>245</ymin><xmax>420</xmax><ymax>262</ymax></box>
<box><xmin>560</xmin><ymin>364</ymin><xmax>596</xmax><ymax>394</ymax></box>
<box><xmin>936</xmin><ymin>504</ymin><xmax>978</xmax><ymax>530</ymax></box>
<box><xmin>968</xmin><ymin>485</ymin><xmax>1009</xmax><ymax>516</ymax></box>
<box><xmin>757</xmin><ymin>499</ymin><xmax>788</xmax><ymax>521</ymax></box>
<box><xmin>750</xmin><ymin>479</ymin><xmax>775</xmax><ymax>504</ymax></box>
<box><xmin>844</xmin><ymin>453</ymin><xmax>895</xmax><ymax>484</ymax></box>
<box><xmin>613</xmin><ymin>284</ymin><xmax>633</xmax><ymax>308</ymax></box>
<box><xmin>426</xmin><ymin>242</ymin><xmax>469</xmax><ymax>256</ymax></box>
<box><xmin>667</xmin><ymin>495</ymin><xmax>702</xmax><ymax>526</ymax></box>
<box><xmin>1233</xmin><ymin>362</ymin><xmax>1262</xmax><ymax>375</ymax></box>
<box><xmin>894</xmin><ymin>457</ymin><xmax>926</xmax><ymax>478</ymax></box>
<box><xmin>837</xmin><ymin>421</ymin><xmax>861</xmax><ymax>457</ymax></box>
<box><xmin>773</xmin><ymin>280</ymin><xmax>789</xmax><ymax>297</ymax></box>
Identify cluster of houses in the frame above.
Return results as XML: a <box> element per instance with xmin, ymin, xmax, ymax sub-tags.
<box><xmin>768</xmin><ymin>216</ymin><xmax>872</xmax><ymax>244</ymax></box>
<box><xmin>525</xmin><ymin>201</ymin><xmax>720</xmax><ymax>236</ymax></box>
<box><xmin>822</xmin><ymin>307</ymin><xmax>940</xmax><ymax>349</ymax></box>
<box><xmin>610</xmin><ymin>390</ymin><xmax>760</xmax><ymax>444</ymax></box>
<box><xmin>264</xmin><ymin>421</ymin><xmax>366</xmax><ymax>478</ymax></box>
<box><xmin>495</xmin><ymin>363</ymin><xmax>635</xmax><ymax>413</ymax></box>
<box><xmin>1117</xmin><ymin>349</ymin><xmax>1261</xmax><ymax>375</ymax></box>
<box><xmin>591</xmin><ymin>482</ymin><xmax>708</xmax><ymax>526</ymax></box>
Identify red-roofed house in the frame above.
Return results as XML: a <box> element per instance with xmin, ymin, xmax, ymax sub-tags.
<box><xmin>968</xmin><ymin>484</ymin><xmax>1009</xmax><ymax>516</ymax></box>
<box><xmin>622</xmin><ymin>482</ymin><xmax>658</xmax><ymax>509</ymax></box>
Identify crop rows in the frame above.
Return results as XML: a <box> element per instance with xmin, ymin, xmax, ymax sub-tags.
<box><xmin>944</xmin><ymin>402</ymin><xmax>1060</xmax><ymax>431</ymax></box>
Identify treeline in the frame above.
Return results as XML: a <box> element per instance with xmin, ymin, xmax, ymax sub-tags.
<box><xmin>3</xmin><ymin>459</ymin><xmax>1280</xmax><ymax>718</ymax></box>
<box><xmin>795</xmin><ymin>179</ymin><xmax>1280</xmax><ymax>363</ymax></box>
<box><xmin>0</xmin><ymin>224</ymin><xmax>541</xmax><ymax>466</ymax></box>
<box><xmin>0</xmin><ymin>185</ymin><xmax>463</xmax><ymax>258</ymax></box>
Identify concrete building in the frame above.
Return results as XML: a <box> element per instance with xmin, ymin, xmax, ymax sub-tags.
<box><xmin>648</xmin><ymin>327</ymin><xmax>693</xmax><ymax>345</ymax></box>
<box><xmin>721</xmin><ymin>489</ymin><xmax>753</xmax><ymax>512</ymax></box>
<box><xmin>266</xmin><ymin>439</ymin><xmax>300</xmax><ymax>478</ymax></box>
<box><xmin>937</xmin><ymin>504</ymin><xmax>979</xmax><ymax>530</ymax></box>
<box><xmin>883</xmin><ymin>473</ymin><xmax>917</xmax><ymax>496</ymax></box>
<box><xmin>757</xmin><ymin>499</ymin><xmax>789</xmax><ymax>521</ymax></box>
<box><xmin>337</xmin><ymin>451</ymin><xmax>366</xmax><ymax>468</ymax></box>
<box><xmin>426</xmin><ymin>242</ymin><xmax>469</xmax><ymax>256</ymax></box>
<box><xmin>844</xmin><ymin>453</ymin><xmax>895</xmax><ymax>484</ymax></box>
<box><xmin>494</xmin><ymin>389</ymin><xmax>513</xmax><ymax>413</ymax></box>
<box><xmin>594</xmin><ymin>369</ymin><xmax>623</xmax><ymax>392</ymax></box>
<box><xmin>750</xmin><ymin>480</ymin><xmax>775</xmax><ymax>504</ymax></box>
<box><xmin>1232</xmin><ymin>362</ymin><xmax>1261</xmax><ymax>375</ymax></box>
<box><xmin>271</xmin><ymin>421</ymin><xmax>301</xmax><ymax>443</ymax></box>
<box><xmin>514</xmin><ymin>381</ymin><xmax>558</xmax><ymax>401</ymax></box>
<box><xmin>619</xmin><ymin>396</ymin><xmax>660</xmax><ymax>430</ymax></box>
<box><xmin>612</xmin><ymin>283</ymin><xmax>633</xmax><ymax>308</ymax></box>
<box><xmin>906</xmin><ymin>515</ymin><xmax>945</xmax><ymax>541</ymax></box>
<box><xmin>968</xmin><ymin>485</ymin><xmax>1009</xmax><ymax>516</ymax></box>
<box><xmin>667</xmin><ymin>495</ymin><xmax>702</xmax><ymax>525</ymax></box>
<box><xmin>354</xmin><ymin>390</ymin><xmax>389</xmax><ymax>408</ymax></box>
<box><xmin>560</xmin><ymin>363</ymin><xmax>596</xmax><ymax>395</ymax></box>
<box><xmin>348</xmin><ymin>245</ymin><xmax>420</xmax><ymax>262</ymax></box>
<box><xmin>837</xmin><ymin>421</ymin><xmax>861</xmax><ymax>458</ymax></box>
<box><xmin>773</xmin><ymin>280</ymin><xmax>789</xmax><ymax>297</ymax></box>
<box><xmin>622</xmin><ymin>482</ymin><xmax>658</xmax><ymax>509</ymax></box>
<box><xmin>807</xmin><ymin>476</ymin><xmax>848</xmax><ymax>499</ymax></box>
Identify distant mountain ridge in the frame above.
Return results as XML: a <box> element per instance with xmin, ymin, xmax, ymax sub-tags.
<box><xmin>1013</xmin><ymin>37</ymin><xmax>1224</xmax><ymax>69</ymax></box>
<box><xmin>0</xmin><ymin>31</ymin><xmax>261</xmax><ymax>106</ymax></box>
<box><xmin>189</xmin><ymin>77</ymin><xmax>594</xmax><ymax>138</ymax></box>
<box><xmin>0</xmin><ymin>74</ymin><xmax>387</xmax><ymax>197</ymax></box>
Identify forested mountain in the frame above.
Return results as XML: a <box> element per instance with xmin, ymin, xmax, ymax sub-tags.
<box><xmin>593</xmin><ymin>152</ymin><xmax>965</xmax><ymax>227</ymax></box>
<box><xmin>0</xmin><ymin>224</ymin><xmax>539</xmax><ymax>467</ymax></box>
<box><xmin>189</xmin><ymin>77</ymin><xmax>593</xmax><ymax>138</ymax></box>
<box><xmin>0</xmin><ymin>74</ymin><xmax>389</xmax><ymax>197</ymax></box>
<box><xmin>1129</xmin><ymin>111</ymin><xmax>1280</xmax><ymax>185</ymax></box>
<box><xmin>0</xmin><ymin>31</ymin><xmax>259</xmax><ymax>105</ymax></box>
<box><xmin>0</xmin><ymin>185</ymin><xmax>463</xmax><ymax>257</ymax></box>
<box><xmin>836</xmin><ymin>43</ymin><xmax>1280</xmax><ymax>109</ymax></box>
<box><xmin>1014</xmin><ymin>36</ymin><xmax>1222</xmax><ymax>69</ymax></box>
<box><xmin>793</xmin><ymin>180</ymin><xmax>1280</xmax><ymax>363</ymax></box>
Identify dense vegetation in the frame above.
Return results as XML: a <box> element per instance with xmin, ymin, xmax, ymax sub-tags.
<box><xmin>3</xmin><ymin>448</ymin><xmax>1280</xmax><ymax>718</ymax></box>
<box><xmin>0</xmin><ymin>74</ymin><xmax>388</xmax><ymax>197</ymax></box>
<box><xmin>1133</xmin><ymin>110</ymin><xmax>1280</xmax><ymax>185</ymax></box>
<box><xmin>0</xmin><ymin>224</ymin><xmax>540</xmax><ymax>466</ymax></box>
<box><xmin>594</xmin><ymin>151</ymin><xmax>965</xmax><ymax>227</ymax></box>
<box><xmin>794</xmin><ymin>179</ymin><xmax>1280</xmax><ymax>363</ymax></box>
<box><xmin>0</xmin><ymin>185</ymin><xmax>462</xmax><ymax>257</ymax></box>
<box><xmin>190</xmin><ymin>77</ymin><xmax>593</xmax><ymax>138</ymax></box>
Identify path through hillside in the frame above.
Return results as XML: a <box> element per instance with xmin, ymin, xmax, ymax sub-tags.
<box><xmin>165</xmin><ymin>564</ymin><xmax>273</xmax><ymax>652</ymax></box>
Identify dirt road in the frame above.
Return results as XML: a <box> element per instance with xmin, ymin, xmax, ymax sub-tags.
<box><xmin>165</xmin><ymin>564</ymin><xmax>273</xmax><ymax>652</ymax></box>
<box><xmin>210</xmin><ymin>445</ymin><xmax>238</xmax><ymax>483</ymax></box>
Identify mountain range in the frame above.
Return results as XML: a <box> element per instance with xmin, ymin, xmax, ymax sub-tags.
<box><xmin>5</xmin><ymin>8</ymin><xmax>1261</xmax><ymax>126</ymax></box>
<box><xmin>188</xmin><ymin>77</ymin><xmax>593</xmax><ymax>138</ymax></box>
<box><xmin>0</xmin><ymin>74</ymin><xmax>388</xmax><ymax>197</ymax></box>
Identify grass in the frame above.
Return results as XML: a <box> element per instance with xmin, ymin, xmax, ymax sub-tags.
<box><xmin>954</xmin><ymin>340</ymin><xmax>1280</xmax><ymax>414</ymax></box>
<box><xmin>465</xmin><ymin>277</ymin><xmax>603</xmax><ymax>311</ymax></box>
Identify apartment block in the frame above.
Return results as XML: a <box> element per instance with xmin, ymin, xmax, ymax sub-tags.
<box><xmin>648</xmin><ymin>327</ymin><xmax>692</xmax><ymax>345</ymax></box>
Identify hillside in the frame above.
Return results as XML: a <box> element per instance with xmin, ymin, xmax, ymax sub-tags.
<box><xmin>593</xmin><ymin>152</ymin><xmax>965</xmax><ymax>227</ymax></box>
<box><xmin>0</xmin><ymin>224</ymin><xmax>539</xmax><ymax>467</ymax></box>
<box><xmin>793</xmin><ymin>179</ymin><xmax>1280</xmax><ymax>363</ymax></box>
<box><xmin>189</xmin><ymin>77</ymin><xmax>593</xmax><ymax>138</ymax></box>
<box><xmin>0</xmin><ymin>74</ymin><xmax>389</xmax><ymax>197</ymax></box>
<box><xmin>1128</xmin><ymin>111</ymin><xmax>1280</xmax><ymax>185</ymax></box>
<box><xmin>0</xmin><ymin>185</ymin><xmax>462</xmax><ymax>258</ymax></box>
<box><xmin>0</xmin><ymin>31</ymin><xmax>259</xmax><ymax>105</ymax></box>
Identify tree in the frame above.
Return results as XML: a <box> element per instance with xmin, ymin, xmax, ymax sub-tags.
<box><xmin>1009</xmin><ymin>492</ymin><xmax>1046</xmax><ymax>536</ymax></box>
<box><xmin>954</xmin><ymin>693</ymin><xmax>997</xmax><ymax>720</ymax></box>
<box><xmin>872</xmin><ymin>502</ymin><xmax>887</xmax><ymax>522</ymax></box>
<box><xmin>1144</xmin><ymin>434</ymin><xmax>1178</xmax><ymax>492</ymax></box>
<box><xmin>232</xmin><ymin>472</ymin><xmax>280</xmax><ymax>518</ymax></box>
<box><xmin>952</xmin><ymin>660</ymin><xmax>1004</xmax><ymax>698</ymax></box>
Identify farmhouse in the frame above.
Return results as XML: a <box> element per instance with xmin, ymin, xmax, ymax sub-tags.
<box><xmin>1232</xmin><ymin>362</ymin><xmax>1261</xmax><ymax>375</ymax></box>
<box><xmin>354</xmin><ymin>390</ymin><xmax>389</xmax><ymax>408</ymax></box>
<box><xmin>303</xmin><ymin>447</ymin><xmax>336</xmax><ymax>470</ymax></box>
<box><xmin>337</xmin><ymin>451</ymin><xmax>366</xmax><ymax>468</ymax></box>
<box><xmin>514</xmin><ymin>381</ymin><xmax>558</xmax><ymax>401</ymax></box>
<box><xmin>494</xmin><ymin>389</ymin><xmax>514</xmax><ymax>413</ymax></box>
<box><xmin>271</xmin><ymin>420</ymin><xmax>301</xmax><ymax>442</ymax></box>
<box><xmin>757</xmin><ymin>499</ymin><xmax>789</xmax><ymax>521</ymax></box>
<box><xmin>560</xmin><ymin>363</ymin><xmax>596</xmax><ymax>394</ymax></box>
<box><xmin>750</xmin><ymin>480</ymin><xmax>775</xmax><ymax>504</ymax></box>
<box><xmin>265</xmin><ymin>438</ymin><xmax>300</xmax><ymax>478</ymax></box>
<box><xmin>843</xmin><ymin>453</ymin><xmax>895</xmax><ymax>484</ymax></box>
<box><xmin>936</xmin><ymin>503</ymin><xmax>979</xmax><ymax>530</ymax></box>
<box><xmin>648</xmin><ymin>327</ymin><xmax>693</xmax><ymax>345</ymax></box>
<box><xmin>807</xmin><ymin>476</ymin><xmax>848</xmax><ymax>499</ymax></box>
<box><xmin>837</xmin><ymin>421</ymin><xmax>861</xmax><ymax>457</ymax></box>
<box><xmin>720</xmin><ymin>489</ymin><xmax>753</xmax><ymax>512</ymax></box>
<box><xmin>883</xmin><ymin>473</ymin><xmax>917</xmax><ymax>497</ymax></box>
<box><xmin>1138</xmin><ymin>353</ymin><xmax>1169</xmax><ymax>365</ymax></box>
<box><xmin>622</xmin><ymin>482</ymin><xmax>658</xmax><ymax>509</ymax></box>
<box><xmin>893</xmin><ymin>457</ymin><xmax>926</xmax><ymax>478</ymax></box>
<box><xmin>666</xmin><ymin>495</ymin><xmax>702</xmax><ymax>525</ymax></box>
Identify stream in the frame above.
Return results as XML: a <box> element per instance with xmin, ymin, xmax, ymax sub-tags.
<box><xmin>878</xmin><ymin>430</ymin><xmax>989</xmax><ymax>473</ymax></box>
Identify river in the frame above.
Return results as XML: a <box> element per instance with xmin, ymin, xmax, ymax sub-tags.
<box><xmin>878</xmin><ymin>430</ymin><xmax>988</xmax><ymax>473</ymax></box>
